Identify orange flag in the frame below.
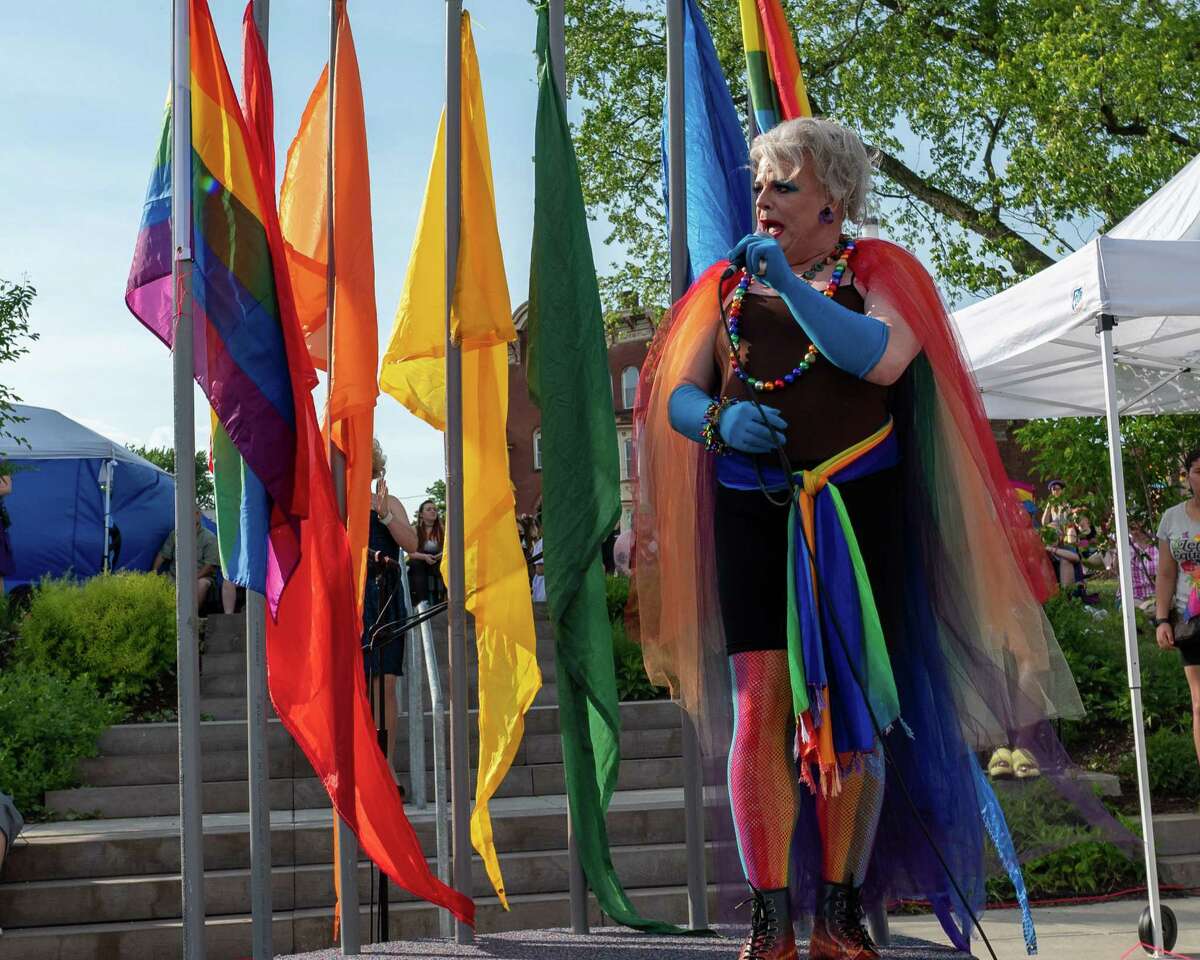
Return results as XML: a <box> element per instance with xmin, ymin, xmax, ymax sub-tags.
<box><xmin>279</xmin><ymin>0</ymin><xmax>379</xmax><ymax>611</ymax></box>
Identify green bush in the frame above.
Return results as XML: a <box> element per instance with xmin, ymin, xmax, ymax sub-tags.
<box><xmin>0</xmin><ymin>670</ymin><xmax>119</xmax><ymax>816</ymax></box>
<box><xmin>15</xmin><ymin>573</ymin><xmax>176</xmax><ymax>718</ymax></box>
<box><xmin>611</xmin><ymin>618</ymin><xmax>667</xmax><ymax>702</ymax></box>
<box><xmin>1046</xmin><ymin>591</ymin><xmax>1195</xmax><ymax>751</ymax></box>
<box><xmin>606</xmin><ymin>574</ymin><xmax>630</xmax><ymax>624</ymax></box>
<box><xmin>1117</xmin><ymin>728</ymin><xmax>1200</xmax><ymax>797</ymax></box>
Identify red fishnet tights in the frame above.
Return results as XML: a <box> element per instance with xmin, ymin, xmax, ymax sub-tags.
<box><xmin>729</xmin><ymin>649</ymin><xmax>886</xmax><ymax>890</ymax></box>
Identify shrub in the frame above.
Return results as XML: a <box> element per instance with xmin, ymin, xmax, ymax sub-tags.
<box><xmin>15</xmin><ymin>573</ymin><xmax>176</xmax><ymax>718</ymax></box>
<box><xmin>611</xmin><ymin>618</ymin><xmax>667</xmax><ymax>702</ymax></box>
<box><xmin>1117</xmin><ymin>728</ymin><xmax>1200</xmax><ymax>798</ymax></box>
<box><xmin>0</xmin><ymin>670</ymin><xmax>118</xmax><ymax>817</ymax></box>
<box><xmin>606</xmin><ymin>574</ymin><xmax>630</xmax><ymax>624</ymax></box>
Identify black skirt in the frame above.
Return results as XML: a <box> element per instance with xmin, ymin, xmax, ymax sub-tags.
<box><xmin>714</xmin><ymin>463</ymin><xmax>904</xmax><ymax>656</ymax></box>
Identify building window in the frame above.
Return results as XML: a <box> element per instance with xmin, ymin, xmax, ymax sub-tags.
<box><xmin>533</xmin><ymin>429</ymin><xmax>542</xmax><ymax>471</ymax></box>
<box><xmin>621</xmin><ymin>366</ymin><xmax>639</xmax><ymax>409</ymax></box>
<box><xmin>618</xmin><ymin>429</ymin><xmax>636</xmax><ymax>481</ymax></box>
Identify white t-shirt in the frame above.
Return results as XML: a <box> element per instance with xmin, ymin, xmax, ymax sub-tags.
<box><xmin>1156</xmin><ymin>502</ymin><xmax>1200</xmax><ymax>615</ymax></box>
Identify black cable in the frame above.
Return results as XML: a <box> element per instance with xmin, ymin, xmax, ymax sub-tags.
<box><xmin>716</xmin><ymin>272</ymin><xmax>1001</xmax><ymax>960</ymax></box>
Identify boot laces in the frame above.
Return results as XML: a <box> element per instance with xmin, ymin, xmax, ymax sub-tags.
<box><xmin>736</xmin><ymin>890</ymin><xmax>780</xmax><ymax>959</ymax></box>
<box><xmin>830</xmin><ymin>887</ymin><xmax>875</xmax><ymax>950</ymax></box>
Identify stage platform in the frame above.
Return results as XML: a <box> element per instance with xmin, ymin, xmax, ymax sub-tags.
<box><xmin>282</xmin><ymin>924</ymin><xmax>975</xmax><ymax>959</ymax></box>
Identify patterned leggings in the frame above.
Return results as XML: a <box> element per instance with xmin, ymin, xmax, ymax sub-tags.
<box><xmin>728</xmin><ymin>649</ymin><xmax>885</xmax><ymax>890</ymax></box>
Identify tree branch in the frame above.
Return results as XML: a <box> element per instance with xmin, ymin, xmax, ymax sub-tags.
<box><xmin>869</xmin><ymin>0</ymin><xmax>998</xmax><ymax>60</ymax></box>
<box><xmin>1099</xmin><ymin>103</ymin><xmax>1196</xmax><ymax>149</ymax></box>
<box><xmin>873</xmin><ymin>146</ymin><xmax>1055</xmax><ymax>273</ymax></box>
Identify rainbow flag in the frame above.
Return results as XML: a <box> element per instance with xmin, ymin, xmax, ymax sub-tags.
<box><xmin>739</xmin><ymin>0</ymin><xmax>811</xmax><ymax>132</ymax></box>
<box><xmin>125</xmin><ymin>0</ymin><xmax>305</xmax><ymax>609</ymax></box>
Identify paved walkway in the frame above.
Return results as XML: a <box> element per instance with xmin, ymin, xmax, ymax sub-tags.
<box><xmin>281</xmin><ymin>899</ymin><xmax>1200</xmax><ymax>959</ymax></box>
<box><xmin>891</xmin><ymin>896</ymin><xmax>1200</xmax><ymax>960</ymax></box>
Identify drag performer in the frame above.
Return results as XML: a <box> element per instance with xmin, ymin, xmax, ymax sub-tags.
<box><xmin>633</xmin><ymin>118</ymin><xmax>1088</xmax><ymax>959</ymax></box>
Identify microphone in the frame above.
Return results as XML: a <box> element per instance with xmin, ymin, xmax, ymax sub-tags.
<box><xmin>721</xmin><ymin>231</ymin><xmax>774</xmax><ymax>281</ymax></box>
<box><xmin>370</xmin><ymin>549</ymin><xmax>399</xmax><ymax>568</ymax></box>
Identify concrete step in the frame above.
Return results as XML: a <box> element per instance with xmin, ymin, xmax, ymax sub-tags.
<box><xmin>0</xmin><ymin>884</ymin><xmax>718</xmax><ymax>960</ymax></box>
<box><xmin>4</xmin><ymin>789</ymin><xmax>686</xmax><ymax>883</ymax></box>
<box><xmin>0</xmin><ymin>841</ymin><xmax>702</xmax><ymax>930</ymax></box>
<box><xmin>199</xmin><ymin>678</ymin><xmax>563</xmax><ymax>719</ymax></box>
<box><xmin>1158</xmin><ymin>853</ymin><xmax>1200</xmax><ymax>887</ymax></box>
<box><xmin>1154</xmin><ymin>813</ymin><xmax>1200</xmax><ymax>857</ymax></box>
<box><xmin>44</xmin><ymin>756</ymin><xmax>685</xmax><ymax>819</ymax></box>
<box><xmin>78</xmin><ymin>726</ymin><xmax>681</xmax><ymax>788</ymax></box>
<box><xmin>96</xmin><ymin>701</ymin><xmax>680</xmax><ymax>758</ymax></box>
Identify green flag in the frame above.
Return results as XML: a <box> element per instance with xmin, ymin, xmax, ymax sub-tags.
<box><xmin>527</xmin><ymin>4</ymin><xmax>702</xmax><ymax>935</ymax></box>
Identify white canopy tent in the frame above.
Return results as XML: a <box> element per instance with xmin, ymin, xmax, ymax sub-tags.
<box><xmin>952</xmin><ymin>154</ymin><xmax>1200</xmax><ymax>957</ymax></box>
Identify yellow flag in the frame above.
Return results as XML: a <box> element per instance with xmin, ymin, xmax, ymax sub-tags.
<box><xmin>379</xmin><ymin>10</ymin><xmax>540</xmax><ymax>909</ymax></box>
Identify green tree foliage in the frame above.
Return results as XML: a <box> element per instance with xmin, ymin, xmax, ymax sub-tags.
<box><xmin>1014</xmin><ymin>415</ymin><xmax>1200</xmax><ymax>536</ymax></box>
<box><xmin>130</xmin><ymin>445</ymin><xmax>215</xmax><ymax>510</ymax></box>
<box><xmin>424</xmin><ymin>478</ymin><xmax>447</xmax><ymax>515</ymax></box>
<box><xmin>0</xmin><ymin>278</ymin><xmax>40</xmax><ymax>446</ymax></box>
<box><xmin>565</xmin><ymin>0</ymin><xmax>1200</xmax><ymax>307</ymax></box>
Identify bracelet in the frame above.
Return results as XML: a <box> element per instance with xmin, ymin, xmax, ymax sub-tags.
<box><xmin>378</xmin><ymin>510</ymin><xmax>394</xmax><ymax>525</ymax></box>
<box><xmin>1154</xmin><ymin>617</ymin><xmax>1171</xmax><ymax>627</ymax></box>
<box><xmin>701</xmin><ymin>396</ymin><xmax>738</xmax><ymax>456</ymax></box>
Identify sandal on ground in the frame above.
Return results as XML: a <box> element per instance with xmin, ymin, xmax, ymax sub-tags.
<box><xmin>1011</xmin><ymin>747</ymin><xmax>1041</xmax><ymax>779</ymax></box>
<box><xmin>987</xmin><ymin>747</ymin><xmax>1014</xmax><ymax>780</ymax></box>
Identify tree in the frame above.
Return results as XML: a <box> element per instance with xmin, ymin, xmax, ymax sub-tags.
<box><xmin>0</xmin><ymin>278</ymin><xmax>40</xmax><ymax>446</ymax></box>
<box><xmin>1014</xmin><ymin>415</ymin><xmax>1200</xmax><ymax>539</ymax></box>
<box><xmin>565</xmin><ymin>0</ymin><xmax>1200</xmax><ymax>307</ymax></box>
<box><xmin>424</xmin><ymin>479</ymin><xmax>447</xmax><ymax>515</ymax></box>
<box><xmin>130</xmin><ymin>445</ymin><xmax>215</xmax><ymax>511</ymax></box>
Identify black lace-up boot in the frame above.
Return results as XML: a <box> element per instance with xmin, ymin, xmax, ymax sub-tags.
<box><xmin>809</xmin><ymin>881</ymin><xmax>880</xmax><ymax>960</ymax></box>
<box><xmin>736</xmin><ymin>886</ymin><xmax>798</xmax><ymax>960</ymax></box>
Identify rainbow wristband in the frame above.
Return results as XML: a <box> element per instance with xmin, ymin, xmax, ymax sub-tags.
<box><xmin>701</xmin><ymin>397</ymin><xmax>738</xmax><ymax>456</ymax></box>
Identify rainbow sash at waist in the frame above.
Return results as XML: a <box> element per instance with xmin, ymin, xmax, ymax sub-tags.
<box><xmin>717</xmin><ymin>420</ymin><xmax>902</xmax><ymax>794</ymax></box>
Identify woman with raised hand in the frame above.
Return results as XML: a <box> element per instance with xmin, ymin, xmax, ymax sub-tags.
<box><xmin>634</xmin><ymin>117</ymin><xmax>1086</xmax><ymax>960</ymax></box>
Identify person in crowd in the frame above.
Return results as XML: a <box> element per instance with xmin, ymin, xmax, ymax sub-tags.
<box><xmin>407</xmin><ymin>498</ymin><xmax>445</xmax><ymax>606</ymax></box>
<box><xmin>152</xmin><ymin>506</ymin><xmax>220</xmax><ymax>613</ymax></box>
<box><xmin>601</xmin><ymin>526</ymin><xmax>619</xmax><ymax>575</ymax></box>
<box><xmin>364</xmin><ymin>441</ymin><xmax>418</xmax><ymax>781</ymax></box>
<box><xmin>0</xmin><ymin>789</ymin><xmax>20</xmax><ymax>875</ymax></box>
<box><xmin>1041</xmin><ymin>479</ymin><xmax>1070</xmax><ymax>528</ymax></box>
<box><xmin>1124</xmin><ymin>526</ymin><xmax>1160</xmax><ymax>611</ymax></box>
<box><xmin>613</xmin><ymin>526</ymin><xmax>633</xmax><ymax>577</ymax></box>
<box><xmin>530</xmin><ymin>508</ymin><xmax>546</xmax><ymax>603</ymax></box>
<box><xmin>0</xmin><ymin>471</ymin><xmax>13</xmax><ymax>595</ymax></box>
<box><xmin>1154</xmin><ymin>447</ymin><xmax>1200</xmax><ymax>772</ymax></box>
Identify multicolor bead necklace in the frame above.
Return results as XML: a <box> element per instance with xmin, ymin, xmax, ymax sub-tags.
<box><xmin>726</xmin><ymin>237</ymin><xmax>856</xmax><ymax>392</ymax></box>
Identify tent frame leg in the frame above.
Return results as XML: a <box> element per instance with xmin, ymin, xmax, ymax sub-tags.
<box><xmin>1097</xmin><ymin>313</ymin><xmax>1166</xmax><ymax>958</ymax></box>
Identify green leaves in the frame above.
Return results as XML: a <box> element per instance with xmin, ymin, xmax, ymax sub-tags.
<box><xmin>565</xmin><ymin>0</ymin><xmax>1200</xmax><ymax>307</ymax></box>
<box><xmin>0</xmin><ymin>278</ymin><xmax>39</xmax><ymax>447</ymax></box>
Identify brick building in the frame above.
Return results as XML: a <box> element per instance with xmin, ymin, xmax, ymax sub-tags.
<box><xmin>507</xmin><ymin>302</ymin><xmax>655</xmax><ymax>532</ymax></box>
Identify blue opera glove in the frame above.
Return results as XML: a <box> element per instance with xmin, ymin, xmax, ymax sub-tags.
<box><xmin>668</xmin><ymin>383</ymin><xmax>787</xmax><ymax>454</ymax></box>
<box><xmin>727</xmin><ymin>233</ymin><xmax>890</xmax><ymax>379</ymax></box>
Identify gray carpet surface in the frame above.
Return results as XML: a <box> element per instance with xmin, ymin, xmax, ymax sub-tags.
<box><xmin>280</xmin><ymin>924</ymin><xmax>975</xmax><ymax>959</ymax></box>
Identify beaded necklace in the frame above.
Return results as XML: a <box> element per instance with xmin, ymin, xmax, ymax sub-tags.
<box><xmin>726</xmin><ymin>237</ymin><xmax>856</xmax><ymax>392</ymax></box>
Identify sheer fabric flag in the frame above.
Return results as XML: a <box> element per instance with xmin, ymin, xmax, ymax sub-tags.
<box><xmin>127</xmin><ymin>0</ymin><xmax>473</xmax><ymax>925</ymax></box>
<box><xmin>739</xmin><ymin>0</ymin><xmax>812</xmax><ymax>131</ymax></box>
<box><xmin>279</xmin><ymin>0</ymin><xmax>379</xmax><ymax>611</ymax></box>
<box><xmin>662</xmin><ymin>0</ymin><xmax>753</xmax><ymax>282</ymax></box>
<box><xmin>126</xmin><ymin>1</ymin><xmax>305</xmax><ymax>611</ymax></box>
<box><xmin>529</xmin><ymin>5</ymin><xmax>693</xmax><ymax>934</ymax></box>
<box><xmin>379</xmin><ymin>11</ymin><xmax>539</xmax><ymax>908</ymax></box>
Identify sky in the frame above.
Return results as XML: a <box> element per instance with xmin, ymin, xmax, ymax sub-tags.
<box><xmin>0</xmin><ymin>1</ymin><xmax>623</xmax><ymax>516</ymax></box>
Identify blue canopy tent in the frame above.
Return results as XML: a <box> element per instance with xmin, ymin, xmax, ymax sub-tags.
<box><xmin>0</xmin><ymin>405</ymin><xmax>175</xmax><ymax>587</ymax></box>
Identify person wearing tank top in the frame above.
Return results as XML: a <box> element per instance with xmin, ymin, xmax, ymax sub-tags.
<box><xmin>1153</xmin><ymin>448</ymin><xmax>1200</xmax><ymax>776</ymax></box>
<box><xmin>644</xmin><ymin>117</ymin><xmax>1089</xmax><ymax>960</ymax></box>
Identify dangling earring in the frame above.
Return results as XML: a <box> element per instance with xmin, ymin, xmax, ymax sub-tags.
<box><xmin>819</xmin><ymin>206</ymin><xmax>835</xmax><ymax>225</ymax></box>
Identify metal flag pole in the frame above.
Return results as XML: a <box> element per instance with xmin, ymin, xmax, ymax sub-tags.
<box><xmin>170</xmin><ymin>1</ymin><xmax>206</xmax><ymax>956</ymax></box>
<box><xmin>546</xmin><ymin>0</ymin><xmax>589</xmax><ymax>934</ymax></box>
<box><xmin>1097</xmin><ymin>314</ymin><xmax>1167</xmax><ymax>957</ymax></box>
<box><xmin>244</xmin><ymin>5</ymin><xmax>274</xmax><ymax>958</ymax></box>
<box><xmin>665</xmin><ymin>0</ymin><xmax>709</xmax><ymax>931</ymax></box>
<box><xmin>323</xmin><ymin>1</ymin><xmax>361</xmax><ymax>952</ymax></box>
<box><xmin>444</xmin><ymin>0</ymin><xmax>473</xmax><ymax>945</ymax></box>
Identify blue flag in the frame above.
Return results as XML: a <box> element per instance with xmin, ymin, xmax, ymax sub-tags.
<box><xmin>662</xmin><ymin>0</ymin><xmax>753</xmax><ymax>282</ymax></box>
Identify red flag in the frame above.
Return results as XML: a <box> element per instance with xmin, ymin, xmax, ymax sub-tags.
<box><xmin>239</xmin><ymin>1</ymin><xmax>474</xmax><ymax>926</ymax></box>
